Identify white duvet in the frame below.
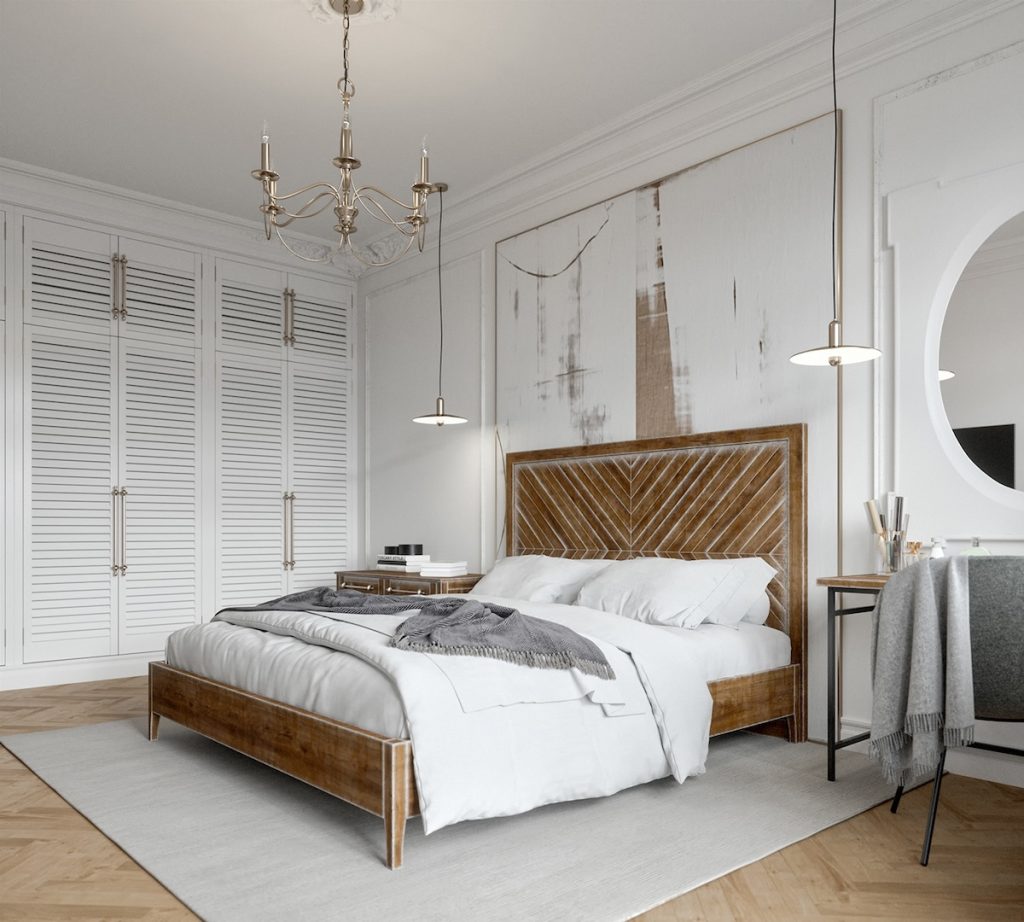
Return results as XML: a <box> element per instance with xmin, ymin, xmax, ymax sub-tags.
<box><xmin>170</xmin><ymin>596</ymin><xmax>714</xmax><ymax>833</ymax></box>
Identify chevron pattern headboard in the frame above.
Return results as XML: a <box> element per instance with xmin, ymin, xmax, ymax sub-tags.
<box><xmin>506</xmin><ymin>425</ymin><xmax>806</xmax><ymax>665</ymax></box>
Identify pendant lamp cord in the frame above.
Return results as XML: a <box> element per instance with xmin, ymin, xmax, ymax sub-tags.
<box><xmin>831</xmin><ymin>0</ymin><xmax>838</xmax><ymax>325</ymax></box>
<box><xmin>437</xmin><ymin>186</ymin><xmax>444</xmax><ymax>398</ymax></box>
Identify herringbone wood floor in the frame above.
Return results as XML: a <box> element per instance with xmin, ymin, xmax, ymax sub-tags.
<box><xmin>0</xmin><ymin>678</ymin><xmax>1021</xmax><ymax>921</ymax></box>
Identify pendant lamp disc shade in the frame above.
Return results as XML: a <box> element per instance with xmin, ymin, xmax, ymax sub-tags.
<box><xmin>789</xmin><ymin>343</ymin><xmax>882</xmax><ymax>366</ymax></box>
<box><xmin>413</xmin><ymin>396</ymin><xmax>467</xmax><ymax>426</ymax></box>
<box><xmin>789</xmin><ymin>320</ymin><xmax>881</xmax><ymax>367</ymax></box>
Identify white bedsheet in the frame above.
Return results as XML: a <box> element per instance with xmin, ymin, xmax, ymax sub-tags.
<box><xmin>165</xmin><ymin>596</ymin><xmax>789</xmax><ymax>833</ymax></box>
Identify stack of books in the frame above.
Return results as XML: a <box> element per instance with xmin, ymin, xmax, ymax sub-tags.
<box><xmin>419</xmin><ymin>561</ymin><xmax>468</xmax><ymax>578</ymax></box>
<box><xmin>376</xmin><ymin>553</ymin><xmax>430</xmax><ymax>573</ymax></box>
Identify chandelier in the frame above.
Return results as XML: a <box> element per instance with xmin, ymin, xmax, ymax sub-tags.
<box><xmin>252</xmin><ymin>0</ymin><xmax>446</xmax><ymax>267</ymax></box>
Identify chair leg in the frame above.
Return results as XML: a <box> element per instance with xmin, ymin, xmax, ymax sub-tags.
<box><xmin>890</xmin><ymin>783</ymin><xmax>904</xmax><ymax>814</ymax></box>
<box><xmin>920</xmin><ymin>749</ymin><xmax>947</xmax><ymax>867</ymax></box>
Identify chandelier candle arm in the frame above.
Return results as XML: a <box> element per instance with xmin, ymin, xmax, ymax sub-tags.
<box><xmin>252</xmin><ymin>0</ymin><xmax>446</xmax><ymax>266</ymax></box>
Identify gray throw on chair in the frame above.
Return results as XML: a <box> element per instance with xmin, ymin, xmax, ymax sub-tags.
<box><xmin>869</xmin><ymin>558</ymin><xmax>974</xmax><ymax>784</ymax></box>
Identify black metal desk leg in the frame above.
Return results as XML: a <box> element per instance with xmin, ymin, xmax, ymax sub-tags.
<box><xmin>827</xmin><ymin>587</ymin><xmax>837</xmax><ymax>782</ymax></box>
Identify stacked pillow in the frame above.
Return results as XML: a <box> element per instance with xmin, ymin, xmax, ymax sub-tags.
<box><xmin>472</xmin><ymin>554</ymin><xmax>612</xmax><ymax>604</ymax></box>
<box><xmin>474</xmin><ymin>554</ymin><xmax>775</xmax><ymax>628</ymax></box>
<box><xmin>575</xmin><ymin>557</ymin><xmax>775</xmax><ymax>628</ymax></box>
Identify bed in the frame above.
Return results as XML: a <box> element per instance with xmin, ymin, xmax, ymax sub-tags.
<box><xmin>149</xmin><ymin>423</ymin><xmax>806</xmax><ymax>868</ymax></box>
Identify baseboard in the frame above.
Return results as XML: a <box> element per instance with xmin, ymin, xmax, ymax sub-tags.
<box><xmin>0</xmin><ymin>653</ymin><xmax>161</xmax><ymax>691</ymax></box>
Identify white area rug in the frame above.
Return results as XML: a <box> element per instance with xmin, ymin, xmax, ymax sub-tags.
<box><xmin>3</xmin><ymin>720</ymin><xmax>895</xmax><ymax>921</ymax></box>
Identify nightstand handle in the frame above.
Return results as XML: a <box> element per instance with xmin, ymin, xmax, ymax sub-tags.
<box><xmin>341</xmin><ymin>581</ymin><xmax>375</xmax><ymax>591</ymax></box>
<box><xmin>385</xmin><ymin>587</ymin><xmax>425</xmax><ymax>596</ymax></box>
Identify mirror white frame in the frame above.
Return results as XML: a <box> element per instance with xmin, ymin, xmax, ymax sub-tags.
<box><xmin>886</xmin><ymin>159</ymin><xmax>1024</xmax><ymax>548</ymax></box>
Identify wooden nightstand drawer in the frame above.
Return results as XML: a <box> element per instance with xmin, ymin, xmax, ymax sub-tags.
<box><xmin>336</xmin><ymin>572</ymin><xmax>383</xmax><ymax>593</ymax></box>
<box><xmin>382</xmin><ymin>576</ymin><xmax>432</xmax><ymax>597</ymax></box>
<box><xmin>335</xmin><ymin>570</ymin><xmax>483</xmax><ymax>596</ymax></box>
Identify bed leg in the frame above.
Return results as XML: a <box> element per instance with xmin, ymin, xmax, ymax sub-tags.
<box><xmin>149</xmin><ymin>711</ymin><xmax>161</xmax><ymax>741</ymax></box>
<box><xmin>383</xmin><ymin>742</ymin><xmax>411</xmax><ymax>869</ymax></box>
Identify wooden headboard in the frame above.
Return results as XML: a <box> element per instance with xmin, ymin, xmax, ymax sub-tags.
<box><xmin>505</xmin><ymin>424</ymin><xmax>807</xmax><ymax>671</ymax></box>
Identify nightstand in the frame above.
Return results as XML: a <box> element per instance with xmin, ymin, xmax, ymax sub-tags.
<box><xmin>335</xmin><ymin>569</ymin><xmax>483</xmax><ymax>598</ymax></box>
<box><xmin>817</xmin><ymin>573</ymin><xmax>892</xmax><ymax>781</ymax></box>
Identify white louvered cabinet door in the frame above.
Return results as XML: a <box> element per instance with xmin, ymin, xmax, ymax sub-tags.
<box><xmin>119</xmin><ymin>341</ymin><xmax>201</xmax><ymax>654</ymax></box>
<box><xmin>287</xmin><ymin>274</ymin><xmax>352</xmax><ymax>366</ymax></box>
<box><xmin>23</xmin><ymin>217</ymin><xmax>115</xmax><ymax>334</ymax></box>
<box><xmin>215</xmin><ymin>258</ymin><xmax>286</xmax><ymax>359</ymax></box>
<box><xmin>216</xmin><ymin>355</ymin><xmax>288</xmax><ymax>609</ymax></box>
<box><xmin>287</xmin><ymin>362</ymin><xmax>350</xmax><ymax>591</ymax></box>
<box><xmin>23</xmin><ymin>328</ymin><xmax>117</xmax><ymax>662</ymax></box>
<box><xmin>119</xmin><ymin>237</ymin><xmax>201</xmax><ymax>346</ymax></box>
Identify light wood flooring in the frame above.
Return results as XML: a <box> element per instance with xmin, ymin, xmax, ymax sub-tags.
<box><xmin>0</xmin><ymin>677</ymin><xmax>1021</xmax><ymax>921</ymax></box>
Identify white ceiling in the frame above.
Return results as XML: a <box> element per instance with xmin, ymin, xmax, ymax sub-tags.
<box><xmin>1</xmin><ymin>0</ymin><xmax>844</xmax><ymax>239</ymax></box>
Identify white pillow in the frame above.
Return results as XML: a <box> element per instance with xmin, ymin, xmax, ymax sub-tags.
<box><xmin>574</xmin><ymin>558</ymin><xmax>748</xmax><ymax>628</ymax></box>
<box><xmin>473</xmin><ymin>554</ymin><xmax>612</xmax><ymax>604</ymax></box>
<box><xmin>697</xmin><ymin>558</ymin><xmax>777</xmax><ymax>628</ymax></box>
<box><xmin>740</xmin><ymin>593</ymin><xmax>772</xmax><ymax>625</ymax></box>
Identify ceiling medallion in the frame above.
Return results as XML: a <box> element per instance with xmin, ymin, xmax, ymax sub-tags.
<box><xmin>303</xmin><ymin>0</ymin><xmax>400</xmax><ymax>24</ymax></box>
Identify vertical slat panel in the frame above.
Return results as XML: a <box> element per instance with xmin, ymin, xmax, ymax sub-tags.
<box><xmin>120</xmin><ymin>237</ymin><xmax>200</xmax><ymax>346</ymax></box>
<box><xmin>215</xmin><ymin>258</ymin><xmax>285</xmax><ymax>358</ymax></box>
<box><xmin>120</xmin><ymin>341</ymin><xmax>201</xmax><ymax>653</ymax></box>
<box><xmin>288</xmin><ymin>274</ymin><xmax>352</xmax><ymax>366</ymax></box>
<box><xmin>288</xmin><ymin>362</ymin><xmax>349</xmax><ymax>590</ymax></box>
<box><xmin>216</xmin><ymin>355</ymin><xmax>287</xmax><ymax>608</ymax></box>
<box><xmin>23</xmin><ymin>217</ymin><xmax>114</xmax><ymax>334</ymax></box>
<box><xmin>24</xmin><ymin>328</ymin><xmax>116</xmax><ymax>662</ymax></box>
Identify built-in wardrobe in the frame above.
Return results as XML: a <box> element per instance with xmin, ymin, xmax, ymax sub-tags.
<box><xmin>1</xmin><ymin>189</ymin><xmax>354</xmax><ymax>686</ymax></box>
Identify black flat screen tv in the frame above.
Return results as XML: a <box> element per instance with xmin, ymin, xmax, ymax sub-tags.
<box><xmin>952</xmin><ymin>424</ymin><xmax>1015</xmax><ymax>489</ymax></box>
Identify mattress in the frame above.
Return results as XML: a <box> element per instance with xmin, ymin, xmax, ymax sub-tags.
<box><xmin>165</xmin><ymin>600</ymin><xmax>791</xmax><ymax>740</ymax></box>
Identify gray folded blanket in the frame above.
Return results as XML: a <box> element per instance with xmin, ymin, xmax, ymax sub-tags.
<box><xmin>869</xmin><ymin>557</ymin><xmax>974</xmax><ymax>785</ymax></box>
<box><xmin>217</xmin><ymin>586</ymin><xmax>615</xmax><ymax>680</ymax></box>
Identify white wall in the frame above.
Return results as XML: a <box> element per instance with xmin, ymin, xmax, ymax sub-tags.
<box><xmin>356</xmin><ymin>1</ymin><xmax>1024</xmax><ymax>782</ymax></box>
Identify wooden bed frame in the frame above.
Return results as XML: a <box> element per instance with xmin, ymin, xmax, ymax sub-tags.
<box><xmin>149</xmin><ymin>423</ymin><xmax>807</xmax><ymax>869</ymax></box>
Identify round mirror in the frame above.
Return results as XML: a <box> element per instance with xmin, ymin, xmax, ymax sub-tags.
<box><xmin>939</xmin><ymin>211</ymin><xmax>1024</xmax><ymax>491</ymax></box>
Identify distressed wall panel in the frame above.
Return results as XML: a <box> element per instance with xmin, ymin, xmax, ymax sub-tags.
<box><xmin>496</xmin><ymin>195</ymin><xmax>637</xmax><ymax>452</ymax></box>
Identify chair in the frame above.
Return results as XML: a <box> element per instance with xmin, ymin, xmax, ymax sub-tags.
<box><xmin>890</xmin><ymin>556</ymin><xmax>1024</xmax><ymax>865</ymax></box>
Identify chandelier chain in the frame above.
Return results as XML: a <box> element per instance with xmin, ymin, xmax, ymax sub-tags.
<box><xmin>342</xmin><ymin>0</ymin><xmax>351</xmax><ymax>92</ymax></box>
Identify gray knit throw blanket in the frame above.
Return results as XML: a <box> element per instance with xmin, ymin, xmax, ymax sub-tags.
<box><xmin>869</xmin><ymin>557</ymin><xmax>974</xmax><ymax>785</ymax></box>
<box><xmin>222</xmin><ymin>586</ymin><xmax>615</xmax><ymax>680</ymax></box>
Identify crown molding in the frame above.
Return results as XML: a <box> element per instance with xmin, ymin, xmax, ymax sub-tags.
<box><xmin>0</xmin><ymin>157</ymin><xmax>357</xmax><ymax>280</ymax></box>
<box><xmin>359</xmin><ymin>0</ymin><xmax>1023</xmax><ymax>273</ymax></box>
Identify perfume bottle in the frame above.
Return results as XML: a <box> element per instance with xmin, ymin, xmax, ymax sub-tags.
<box><xmin>961</xmin><ymin>536</ymin><xmax>991</xmax><ymax>556</ymax></box>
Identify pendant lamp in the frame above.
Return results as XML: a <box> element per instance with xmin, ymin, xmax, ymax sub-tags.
<box><xmin>413</xmin><ymin>187</ymin><xmax>468</xmax><ymax>426</ymax></box>
<box><xmin>789</xmin><ymin>0</ymin><xmax>880</xmax><ymax>368</ymax></box>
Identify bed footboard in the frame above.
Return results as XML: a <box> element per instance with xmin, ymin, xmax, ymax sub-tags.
<box><xmin>148</xmin><ymin>661</ymin><xmax>418</xmax><ymax>869</ymax></box>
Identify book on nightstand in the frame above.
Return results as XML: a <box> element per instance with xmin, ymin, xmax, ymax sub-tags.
<box><xmin>418</xmin><ymin>561</ymin><xmax>468</xmax><ymax>577</ymax></box>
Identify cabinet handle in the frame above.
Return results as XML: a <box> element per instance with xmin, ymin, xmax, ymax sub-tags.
<box><xmin>119</xmin><ymin>488</ymin><xmax>128</xmax><ymax>574</ymax></box>
<box><xmin>111</xmin><ymin>486</ymin><xmax>119</xmax><ymax>574</ymax></box>
<box><xmin>287</xmin><ymin>492</ymin><xmax>296</xmax><ymax>570</ymax></box>
<box><xmin>282</xmin><ymin>492</ymin><xmax>296</xmax><ymax>570</ymax></box>
<box><xmin>111</xmin><ymin>255</ymin><xmax>121</xmax><ymax>320</ymax></box>
<box><xmin>385</xmin><ymin>587</ymin><xmax>426</xmax><ymax>596</ymax></box>
<box><xmin>341</xmin><ymin>582</ymin><xmax>375</xmax><ymax>591</ymax></box>
<box><xmin>283</xmin><ymin>289</ymin><xmax>295</xmax><ymax>345</ymax></box>
<box><xmin>282</xmin><ymin>492</ymin><xmax>290</xmax><ymax>570</ymax></box>
<box><xmin>119</xmin><ymin>255</ymin><xmax>128</xmax><ymax>319</ymax></box>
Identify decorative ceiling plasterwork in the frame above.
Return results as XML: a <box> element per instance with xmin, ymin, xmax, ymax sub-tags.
<box><xmin>303</xmin><ymin>0</ymin><xmax>401</xmax><ymax>25</ymax></box>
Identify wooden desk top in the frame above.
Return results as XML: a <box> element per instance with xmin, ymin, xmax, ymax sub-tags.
<box><xmin>816</xmin><ymin>573</ymin><xmax>893</xmax><ymax>590</ymax></box>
